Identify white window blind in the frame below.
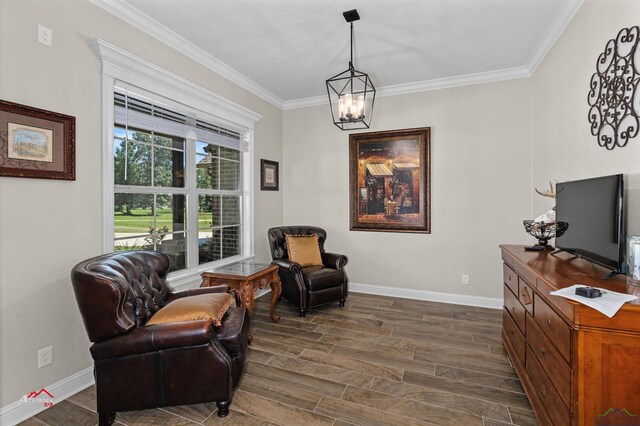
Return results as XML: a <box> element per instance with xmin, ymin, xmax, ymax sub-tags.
<box><xmin>114</xmin><ymin>85</ymin><xmax>249</xmax><ymax>152</ymax></box>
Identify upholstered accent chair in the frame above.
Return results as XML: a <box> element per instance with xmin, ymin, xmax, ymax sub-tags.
<box><xmin>71</xmin><ymin>251</ymin><xmax>249</xmax><ymax>425</ymax></box>
<box><xmin>268</xmin><ymin>226</ymin><xmax>348</xmax><ymax>317</ymax></box>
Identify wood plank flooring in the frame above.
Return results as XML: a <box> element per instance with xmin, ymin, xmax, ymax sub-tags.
<box><xmin>20</xmin><ymin>292</ymin><xmax>536</xmax><ymax>426</ymax></box>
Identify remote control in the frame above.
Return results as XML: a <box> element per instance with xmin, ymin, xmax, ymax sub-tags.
<box><xmin>575</xmin><ymin>286</ymin><xmax>602</xmax><ymax>298</ymax></box>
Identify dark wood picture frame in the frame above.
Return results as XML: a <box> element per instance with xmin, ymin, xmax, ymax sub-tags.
<box><xmin>260</xmin><ymin>159</ymin><xmax>279</xmax><ymax>191</ymax></box>
<box><xmin>0</xmin><ymin>100</ymin><xmax>75</xmax><ymax>180</ymax></box>
<box><xmin>349</xmin><ymin>127</ymin><xmax>431</xmax><ymax>233</ymax></box>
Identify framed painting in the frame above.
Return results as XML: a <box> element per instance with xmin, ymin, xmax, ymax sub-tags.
<box><xmin>260</xmin><ymin>159</ymin><xmax>279</xmax><ymax>191</ymax></box>
<box><xmin>349</xmin><ymin>127</ymin><xmax>431</xmax><ymax>233</ymax></box>
<box><xmin>0</xmin><ymin>100</ymin><xmax>75</xmax><ymax>180</ymax></box>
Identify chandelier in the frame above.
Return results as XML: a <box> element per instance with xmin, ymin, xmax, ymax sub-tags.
<box><xmin>326</xmin><ymin>9</ymin><xmax>376</xmax><ymax>131</ymax></box>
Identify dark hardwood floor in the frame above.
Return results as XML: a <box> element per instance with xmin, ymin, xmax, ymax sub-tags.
<box><xmin>20</xmin><ymin>292</ymin><xmax>535</xmax><ymax>426</ymax></box>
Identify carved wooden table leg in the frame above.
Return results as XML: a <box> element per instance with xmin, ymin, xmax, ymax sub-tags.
<box><xmin>238</xmin><ymin>280</ymin><xmax>255</xmax><ymax>344</ymax></box>
<box><xmin>269</xmin><ymin>271</ymin><xmax>282</xmax><ymax>322</ymax></box>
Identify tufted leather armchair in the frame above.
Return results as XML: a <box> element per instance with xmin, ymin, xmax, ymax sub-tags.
<box><xmin>268</xmin><ymin>226</ymin><xmax>348</xmax><ymax>317</ymax></box>
<box><xmin>71</xmin><ymin>251</ymin><xmax>249</xmax><ymax>425</ymax></box>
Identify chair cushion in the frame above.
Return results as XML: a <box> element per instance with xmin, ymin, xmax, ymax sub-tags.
<box><xmin>216</xmin><ymin>307</ymin><xmax>249</xmax><ymax>357</ymax></box>
<box><xmin>286</xmin><ymin>234</ymin><xmax>323</xmax><ymax>267</ymax></box>
<box><xmin>302</xmin><ymin>267</ymin><xmax>345</xmax><ymax>291</ymax></box>
<box><xmin>146</xmin><ymin>293</ymin><xmax>234</xmax><ymax>326</ymax></box>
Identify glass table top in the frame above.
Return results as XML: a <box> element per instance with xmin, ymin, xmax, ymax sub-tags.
<box><xmin>208</xmin><ymin>261</ymin><xmax>272</xmax><ymax>277</ymax></box>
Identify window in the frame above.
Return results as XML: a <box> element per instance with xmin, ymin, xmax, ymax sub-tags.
<box><xmin>97</xmin><ymin>38</ymin><xmax>261</xmax><ymax>283</ymax></box>
<box><xmin>112</xmin><ymin>89</ymin><xmax>247</xmax><ymax>273</ymax></box>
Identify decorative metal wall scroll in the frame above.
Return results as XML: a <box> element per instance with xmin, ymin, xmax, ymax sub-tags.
<box><xmin>588</xmin><ymin>26</ymin><xmax>640</xmax><ymax>150</ymax></box>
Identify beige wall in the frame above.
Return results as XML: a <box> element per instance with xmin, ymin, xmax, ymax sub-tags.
<box><xmin>4</xmin><ymin>0</ymin><xmax>640</xmax><ymax>413</ymax></box>
<box><xmin>283</xmin><ymin>79</ymin><xmax>533</xmax><ymax>299</ymax></box>
<box><xmin>0</xmin><ymin>0</ymin><xmax>282</xmax><ymax>407</ymax></box>
<box><xmin>532</xmin><ymin>0</ymin><xmax>640</xmax><ymax>235</ymax></box>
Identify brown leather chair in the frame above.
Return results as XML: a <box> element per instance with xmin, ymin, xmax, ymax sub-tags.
<box><xmin>268</xmin><ymin>226</ymin><xmax>348</xmax><ymax>317</ymax></box>
<box><xmin>71</xmin><ymin>251</ymin><xmax>249</xmax><ymax>425</ymax></box>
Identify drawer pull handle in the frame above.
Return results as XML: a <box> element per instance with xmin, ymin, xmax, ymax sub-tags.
<box><xmin>538</xmin><ymin>347</ymin><xmax>546</xmax><ymax>355</ymax></box>
<box><xmin>542</xmin><ymin>385</ymin><xmax>547</xmax><ymax>398</ymax></box>
<box><xmin>547</xmin><ymin>319</ymin><xmax>552</xmax><ymax>327</ymax></box>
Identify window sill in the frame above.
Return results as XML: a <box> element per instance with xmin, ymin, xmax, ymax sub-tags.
<box><xmin>167</xmin><ymin>254</ymin><xmax>256</xmax><ymax>290</ymax></box>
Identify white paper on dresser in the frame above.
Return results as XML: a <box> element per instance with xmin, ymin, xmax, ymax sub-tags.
<box><xmin>549</xmin><ymin>284</ymin><xmax>638</xmax><ymax>318</ymax></box>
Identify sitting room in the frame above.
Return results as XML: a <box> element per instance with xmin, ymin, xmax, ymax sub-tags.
<box><xmin>1</xmin><ymin>0</ymin><xmax>640</xmax><ymax>425</ymax></box>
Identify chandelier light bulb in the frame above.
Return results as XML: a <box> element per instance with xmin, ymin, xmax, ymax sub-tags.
<box><xmin>338</xmin><ymin>98</ymin><xmax>346</xmax><ymax>121</ymax></box>
<box><xmin>345</xmin><ymin>93</ymin><xmax>353</xmax><ymax>118</ymax></box>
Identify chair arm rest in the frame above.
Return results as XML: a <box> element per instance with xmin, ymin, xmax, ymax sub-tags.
<box><xmin>322</xmin><ymin>252</ymin><xmax>348</xmax><ymax>270</ymax></box>
<box><xmin>90</xmin><ymin>320</ymin><xmax>215</xmax><ymax>360</ymax></box>
<box><xmin>271</xmin><ymin>259</ymin><xmax>303</xmax><ymax>275</ymax></box>
<box><xmin>167</xmin><ymin>285</ymin><xmax>230</xmax><ymax>303</ymax></box>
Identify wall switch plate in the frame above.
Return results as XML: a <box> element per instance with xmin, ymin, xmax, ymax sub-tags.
<box><xmin>38</xmin><ymin>25</ymin><xmax>52</xmax><ymax>46</ymax></box>
<box><xmin>38</xmin><ymin>346</ymin><xmax>52</xmax><ymax>368</ymax></box>
<box><xmin>462</xmin><ymin>274</ymin><xmax>470</xmax><ymax>285</ymax></box>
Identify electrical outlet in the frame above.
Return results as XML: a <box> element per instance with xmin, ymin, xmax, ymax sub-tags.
<box><xmin>38</xmin><ymin>346</ymin><xmax>52</xmax><ymax>368</ymax></box>
<box><xmin>37</xmin><ymin>25</ymin><xmax>52</xmax><ymax>46</ymax></box>
<box><xmin>462</xmin><ymin>274</ymin><xmax>470</xmax><ymax>285</ymax></box>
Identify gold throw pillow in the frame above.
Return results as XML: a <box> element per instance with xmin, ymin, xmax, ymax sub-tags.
<box><xmin>285</xmin><ymin>234</ymin><xmax>323</xmax><ymax>267</ymax></box>
<box><xmin>146</xmin><ymin>293</ymin><xmax>234</xmax><ymax>327</ymax></box>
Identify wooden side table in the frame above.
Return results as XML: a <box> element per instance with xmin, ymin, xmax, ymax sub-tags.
<box><xmin>200</xmin><ymin>262</ymin><xmax>282</xmax><ymax>329</ymax></box>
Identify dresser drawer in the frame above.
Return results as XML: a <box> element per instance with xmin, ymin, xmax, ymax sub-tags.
<box><xmin>518</xmin><ymin>278</ymin><xmax>534</xmax><ymax>316</ymax></box>
<box><xmin>526</xmin><ymin>314</ymin><xmax>571</xmax><ymax>410</ymax></box>
<box><xmin>534</xmin><ymin>293</ymin><xmax>571</xmax><ymax>363</ymax></box>
<box><xmin>503</xmin><ymin>263</ymin><xmax>518</xmax><ymax>296</ymax></box>
<box><xmin>503</xmin><ymin>308</ymin><xmax>525</xmax><ymax>365</ymax></box>
<box><xmin>537</xmin><ymin>279</ymin><xmax>574</xmax><ymax>321</ymax></box>
<box><xmin>526</xmin><ymin>346</ymin><xmax>571</xmax><ymax>426</ymax></box>
<box><xmin>504</xmin><ymin>284</ymin><xmax>525</xmax><ymax>333</ymax></box>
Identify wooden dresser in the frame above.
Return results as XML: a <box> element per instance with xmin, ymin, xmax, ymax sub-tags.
<box><xmin>500</xmin><ymin>245</ymin><xmax>640</xmax><ymax>425</ymax></box>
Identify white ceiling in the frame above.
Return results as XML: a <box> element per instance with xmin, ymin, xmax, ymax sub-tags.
<box><xmin>93</xmin><ymin>0</ymin><xmax>584</xmax><ymax>108</ymax></box>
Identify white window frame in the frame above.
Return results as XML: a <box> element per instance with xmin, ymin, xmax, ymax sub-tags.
<box><xmin>97</xmin><ymin>38</ymin><xmax>262</xmax><ymax>287</ymax></box>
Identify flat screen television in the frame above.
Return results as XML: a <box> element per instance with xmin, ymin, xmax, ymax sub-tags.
<box><xmin>555</xmin><ymin>174</ymin><xmax>624</xmax><ymax>275</ymax></box>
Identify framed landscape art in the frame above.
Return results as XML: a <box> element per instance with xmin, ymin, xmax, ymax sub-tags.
<box><xmin>260</xmin><ymin>159</ymin><xmax>279</xmax><ymax>191</ymax></box>
<box><xmin>0</xmin><ymin>100</ymin><xmax>75</xmax><ymax>180</ymax></box>
<box><xmin>349</xmin><ymin>127</ymin><xmax>431</xmax><ymax>233</ymax></box>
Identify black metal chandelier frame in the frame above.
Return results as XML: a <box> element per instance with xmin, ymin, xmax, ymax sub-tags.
<box><xmin>326</xmin><ymin>9</ymin><xmax>376</xmax><ymax>131</ymax></box>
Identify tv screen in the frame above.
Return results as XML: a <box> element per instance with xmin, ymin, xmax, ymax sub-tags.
<box><xmin>555</xmin><ymin>174</ymin><xmax>624</xmax><ymax>271</ymax></box>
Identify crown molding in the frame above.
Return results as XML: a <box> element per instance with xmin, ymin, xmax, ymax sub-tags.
<box><xmin>526</xmin><ymin>0</ymin><xmax>585</xmax><ymax>74</ymax></box>
<box><xmin>95</xmin><ymin>38</ymin><xmax>263</xmax><ymax>129</ymax></box>
<box><xmin>90</xmin><ymin>0</ymin><xmax>284</xmax><ymax>109</ymax></box>
<box><xmin>91</xmin><ymin>0</ymin><xmax>580</xmax><ymax>112</ymax></box>
<box><xmin>282</xmin><ymin>66</ymin><xmax>531</xmax><ymax>110</ymax></box>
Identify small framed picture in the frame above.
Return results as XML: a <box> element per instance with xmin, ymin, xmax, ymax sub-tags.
<box><xmin>261</xmin><ymin>159</ymin><xmax>279</xmax><ymax>191</ymax></box>
<box><xmin>0</xmin><ymin>100</ymin><xmax>75</xmax><ymax>180</ymax></box>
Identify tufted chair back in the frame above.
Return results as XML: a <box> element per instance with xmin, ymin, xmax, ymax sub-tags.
<box><xmin>71</xmin><ymin>251</ymin><xmax>173</xmax><ymax>342</ymax></box>
<box><xmin>268</xmin><ymin>226</ymin><xmax>327</xmax><ymax>261</ymax></box>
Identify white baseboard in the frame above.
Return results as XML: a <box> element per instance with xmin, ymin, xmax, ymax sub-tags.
<box><xmin>0</xmin><ymin>366</ymin><xmax>94</xmax><ymax>426</ymax></box>
<box><xmin>348</xmin><ymin>282</ymin><xmax>503</xmax><ymax>309</ymax></box>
